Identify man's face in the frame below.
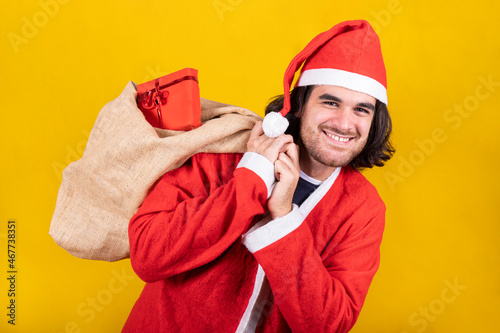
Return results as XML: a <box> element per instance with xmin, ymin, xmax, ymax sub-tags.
<box><xmin>299</xmin><ymin>85</ymin><xmax>376</xmax><ymax>169</ymax></box>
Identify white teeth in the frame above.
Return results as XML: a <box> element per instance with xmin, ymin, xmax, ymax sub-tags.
<box><xmin>326</xmin><ymin>132</ymin><xmax>350</xmax><ymax>143</ymax></box>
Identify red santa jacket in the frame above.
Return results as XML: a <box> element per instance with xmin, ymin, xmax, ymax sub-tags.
<box><xmin>123</xmin><ymin>152</ymin><xmax>385</xmax><ymax>333</ymax></box>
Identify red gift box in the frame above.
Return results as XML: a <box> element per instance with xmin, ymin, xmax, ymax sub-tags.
<box><xmin>136</xmin><ymin>68</ymin><xmax>201</xmax><ymax>130</ymax></box>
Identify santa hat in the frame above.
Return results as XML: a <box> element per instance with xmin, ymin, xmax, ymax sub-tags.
<box><xmin>262</xmin><ymin>20</ymin><xmax>388</xmax><ymax>138</ymax></box>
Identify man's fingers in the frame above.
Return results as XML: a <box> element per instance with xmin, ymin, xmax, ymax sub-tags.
<box><xmin>247</xmin><ymin>121</ymin><xmax>269</xmax><ymax>152</ymax></box>
<box><xmin>274</xmin><ymin>160</ymin><xmax>281</xmax><ymax>181</ymax></box>
<box><xmin>278</xmin><ymin>134</ymin><xmax>294</xmax><ymax>145</ymax></box>
<box><xmin>277</xmin><ymin>152</ymin><xmax>295</xmax><ymax>172</ymax></box>
<box><xmin>248</xmin><ymin>125</ymin><xmax>295</xmax><ymax>164</ymax></box>
<box><xmin>249</xmin><ymin>121</ymin><xmax>264</xmax><ymax>139</ymax></box>
<box><xmin>259</xmin><ymin>134</ymin><xmax>293</xmax><ymax>162</ymax></box>
<box><xmin>278</xmin><ymin>143</ymin><xmax>300</xmax><ymax>169</ymax></box>
<box><xmin>272</xmin><ymin>134</ymin><xmax>294</xmax><ymax>152</ymax></box>
<box><xmin>283</xmin><ymin>143</ymin><xmax>300</xmax><ymax>168</ymax></box>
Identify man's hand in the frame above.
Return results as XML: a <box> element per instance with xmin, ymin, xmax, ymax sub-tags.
<box><xmin>247</xmin><ymin>121</ymin><xmax>294</xmax><ymax>164</ymax></box>
<box><xmin>268</xmin><ymin>143</ymin><xmax>300</xmax><ymax>220</ymax></box>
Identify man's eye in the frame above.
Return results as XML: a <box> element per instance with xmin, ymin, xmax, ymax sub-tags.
<box><xmin>355</xmin><ymin>108</ymin><xmax>369</xmax><ymax>114</ymax></box>
<box><xmin>324</xmin><ymin>101</ymin><xmax>338</xmax><ymax>107</ymax></box>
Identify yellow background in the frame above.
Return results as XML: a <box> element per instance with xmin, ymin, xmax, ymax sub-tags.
<box><xmin>1</xmin><ymin>0</ymin><xmax>499</xmax><ymax>332</ymax></box>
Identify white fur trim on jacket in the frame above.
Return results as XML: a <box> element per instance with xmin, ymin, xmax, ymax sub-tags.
<box><xmin>242</xmin><ymin>167</ymin><xmax>342</xmax><ymax>253</ymax></box>
<box><xmin>236</xmin><ymin>152</ymin><xmax>275</xmax><ymax>198</ymax></box>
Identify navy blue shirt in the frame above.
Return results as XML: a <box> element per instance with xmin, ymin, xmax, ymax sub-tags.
<box><xmin>292</xmin><ymin>175</ymin><xmax>321</xmax><ymax>206</ymax></box>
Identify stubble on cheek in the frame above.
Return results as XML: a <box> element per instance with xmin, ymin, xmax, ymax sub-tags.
<box><xmin>300</xmin><ymin>124</ymin><xmax>366</xmax><ymax>168</ymax></box>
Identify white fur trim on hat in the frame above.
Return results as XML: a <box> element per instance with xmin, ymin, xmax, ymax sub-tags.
<box><xmin>262</xmin><ymin>112</ymin><xmax>289</xmax><ymax>138</ymax></box>
<box><xmin>297</xmin><ymin>68</ymin><xmax>388</xmax><ymax>105</ymax></box>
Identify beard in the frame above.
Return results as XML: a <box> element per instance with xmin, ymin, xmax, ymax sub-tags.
<box><xmin>299</xmin><ymin>122</ymin><xmax>367</xmax><ymax>168</ymax></box>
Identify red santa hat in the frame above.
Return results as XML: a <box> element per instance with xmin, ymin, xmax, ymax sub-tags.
<box><xmin>262</xmin><ymin>20</ymin><xmax>388</xmax><ymax>138</ymax></box>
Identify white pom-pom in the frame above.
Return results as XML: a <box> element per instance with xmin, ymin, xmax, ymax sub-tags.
<box><xmin>262</xmin><ymin>112</ymin><xmax>289</xmax><ymax>138</ymax></box>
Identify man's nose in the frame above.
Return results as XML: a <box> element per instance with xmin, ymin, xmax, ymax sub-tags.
<box><xmin>332</xmin><ymin>107</ymin><xmax>352</xmax><ymax>132</ymax></box>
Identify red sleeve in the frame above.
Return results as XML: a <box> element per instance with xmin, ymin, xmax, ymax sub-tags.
<box><xmin>128</xmin><ymin>153</ymin><xmax>269</xmax><ymax>283</ymax></box>
<box><xmin>243</xmin><ymin>181</ymin><xmax>385</xmax><ymax>332</ymax></box>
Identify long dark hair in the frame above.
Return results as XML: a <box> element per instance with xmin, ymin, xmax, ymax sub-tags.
<box><xmin>265</xmin><ymin>86</ymin><xmax>395</xmax><ymax>170</ymax></box>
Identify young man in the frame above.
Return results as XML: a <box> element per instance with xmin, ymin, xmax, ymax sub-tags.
<box><xmin>123</xmin><ymin>20</ymin><xmax>394</xmax><ymax>332</ymax></box>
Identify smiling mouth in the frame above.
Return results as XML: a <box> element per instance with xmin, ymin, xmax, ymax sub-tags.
<box><xmin>324</xmin><ymin>131</ymin><xmax>353</xmax><ymax>143</ymax></box>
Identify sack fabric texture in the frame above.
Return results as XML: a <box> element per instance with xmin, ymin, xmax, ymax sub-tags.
<box><xmin>49</xmin><ymin>81</ymin><xmax>262</xmax><ymax>262</ymax></box>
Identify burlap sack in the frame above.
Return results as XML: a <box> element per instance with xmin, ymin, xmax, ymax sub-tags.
<box><xmin>49</xmin><ymin>81</ymin><xmax>262</xmax><ymax>262</ymax></box>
